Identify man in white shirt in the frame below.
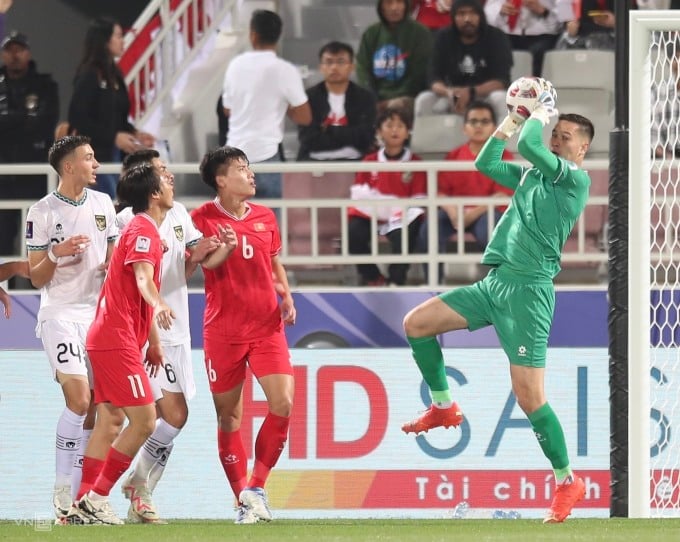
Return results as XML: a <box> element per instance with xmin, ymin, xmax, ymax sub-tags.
<box><xmin>221</xmin><ymin>10</ymin><xmax>311</xmax><ymax>208</ymax></box>
<box><xmin>115</xmin><ymin>150</ymin><xmax>221</xmax><ymax>523</ymax></box>
<box><xmin>26</xmin><ymin>135</ymin><xmax>119</xmax><ymax>523</ymax></box>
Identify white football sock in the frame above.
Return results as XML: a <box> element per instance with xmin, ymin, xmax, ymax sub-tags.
<box><xmin>55</xmin><ymin>408</ymin><xmax>86</xmax><ymax>487</ymax></box>
<box><xmin>147</xmin><ymin>441</ymin><xmax>174</xmax><ymax>494</ymax></box>
<box><xmin>70</xmin><ymin>429</ymin><xmax>91</xmax><ymax>501</ymax></box>
<box><xmin>131</xmin><ymin>419</ymin><xmax>181</xmax><ymax>488</ymax></box>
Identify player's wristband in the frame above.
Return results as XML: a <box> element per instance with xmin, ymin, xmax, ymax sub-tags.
<box><xmin>47</xmin><ymin>247</ymin><xmax>60</xmax><ymax>264</ymax></box>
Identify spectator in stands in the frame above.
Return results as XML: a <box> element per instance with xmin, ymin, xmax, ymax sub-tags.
<box><xmin>348</xmin><ymin>106</ymin><xmax>426</xmax><ymax>286</ymax></box>
<box><xmin>555</xmin><ymin>0</ymin><xmax>616</xmax><ymax>50</ymax></box>
<box><xmin>415</xmin><ymin>0</ymin><xmax>512</xmax><ymax>123</ymax></box>
<box><xmin>417</xmin><ymin>101</ymin><xmax>514</xmax><ymax>282</ymax></box>
<box><xmin>412</xmin><ymin>0</ymin><xmax>453</xmax><ymax>31</ymax></box>
<box><xmin>484</xmin><ymin>0</ymin><xmax>573</xmax><ymax>76</ymax></box>
<box><xmin>298</xmin><ymin>41</ymin><xmax>377</xmax><ymax>162</ymax></box>
<box><xmin>356</xmin><ymin>0</ymin><xmax>433</xmax><ymax>115</ymax></box>
<box><xmin>0</xmin><ymin>31</ymin><xmax>58</xmax><ymax>257</ymax></box>
<box><xmin>222</xmin><ymin>10</ymin><xmax>311</xmax><ymax>209</ymax></box>
<box><xmin>68</xmin><ymin>17</ymin><xmax>155</xmax><ymax>200</ymax></box>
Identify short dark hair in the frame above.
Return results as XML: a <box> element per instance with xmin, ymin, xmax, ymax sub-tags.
<box><xmin>376</xmin><ymin>105</ymin><xmax>413</xmax><ymax>131</ymax></box>
<box><xmin>48</xmin><ymin>135</ymin><xmax>92</xmax><ymax>175</ymax></box>
<box><xmin>558</xmin><ymin>113</ymin><xmax>595</xmax><ymax>142</ymax></box>
<box><xmin>199</xmin><ymin>146</ymin><xmax>249</xmax><ymax>190</ymax></box>
<box><xmin>318</xmin><ymin>41</ymin><xmax>354</xmax><ymax>61</ymax></box>
<box><xmin>250</xmin><ymin>10</ymin><xmax>282</xmax><ymax>45</ymax></box>
<box><xmin>122</xmin><ymin>149</ymin><xmax>161</xmax><ymax>173</ymax></box>
<box><xmin>116</xmin><ymin>163</ymin><xmax>161</xmax><ymax>214</ymax></box>
<box><xmin>464</xmin><ymin>100</ymin><xmax>496</xmax><ymax>124</ymax></box>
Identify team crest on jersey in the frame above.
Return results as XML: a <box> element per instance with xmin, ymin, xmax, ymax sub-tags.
<box><xmin>174</xmin><ymin>225</ymin><xmax>184</xmax><ymax>242</ymax></box>
<box><xmin>95</xmin><ymin>215</ymin><xmax>106</xmax><ymax>231</ymax></box>
<box><xmin>25</xmin><ymin>221</ymin><xmax>33</xmax><ymax>239</ymax></box>
<box><xmin>254</xmin><ymin>222</ymin><xmax>266</xmax><ymax>232</ymax></box>
<box><xmin>135</xmin><ymin>236</ymin><xmax>151</xmax><ymax>253</ymax></box>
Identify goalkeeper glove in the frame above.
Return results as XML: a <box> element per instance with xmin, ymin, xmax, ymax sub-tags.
<box><xmin>529</xmin><ymin>78</ymin><xmax>558</xmax><ymax>125</ymax></box>
<box><xmin>497</xmin><ymin>111</ymin><xmax>528</xmax><ymax>138</ymax></box>
<box><xmin>530</xmin><ymin>103</ymin><xmax>559</xmax><ymax>126</ymax></box>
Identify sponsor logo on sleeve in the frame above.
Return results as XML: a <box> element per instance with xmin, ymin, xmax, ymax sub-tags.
<box><xmin>135</xmin><ymin>236</ymin><xmax>151</xmax><ymax>253</ymax></box>
<box><xmin>25</xmin><ymin>221</ymin><xmax>33</xmax><ymax>239</ymax></box>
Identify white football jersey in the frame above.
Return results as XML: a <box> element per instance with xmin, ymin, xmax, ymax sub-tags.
<box><xmin>117</xmin><ymin>202</ymin><xmax>202</xmax><ymax>345</ymax></box>
<box><xmin>26</xmin><ymin>189</ymin><xmax>119</xmax><ymax>324</ymax></box>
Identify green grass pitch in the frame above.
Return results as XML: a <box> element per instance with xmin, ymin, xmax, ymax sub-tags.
<box><xmin>2</xmin><ymin>519</ymin><xmax>680</xmax><ymax>541</ymax></box>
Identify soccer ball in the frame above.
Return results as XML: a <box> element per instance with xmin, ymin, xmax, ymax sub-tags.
<box><xmin>506</xmin><ymin>76</ymin><xmax>545</xmax><ymax>118</ymax></box>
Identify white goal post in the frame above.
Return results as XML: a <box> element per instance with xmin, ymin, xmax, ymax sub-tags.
<box><xmin>629</xmin><ymin>11</ymin><xmax>680</xmax><ymax>519</ymax></box>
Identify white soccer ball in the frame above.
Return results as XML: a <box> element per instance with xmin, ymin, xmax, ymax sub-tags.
<box><xmin>506</xmin><ymin>76</ymin><xmax>545</xmax><ymax>118</ymax></box>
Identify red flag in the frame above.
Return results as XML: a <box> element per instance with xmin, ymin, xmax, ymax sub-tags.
<box><xmin>508</xmin><ymin>0</ymin><xmax>522</xmax><ymax>31</ymax></box>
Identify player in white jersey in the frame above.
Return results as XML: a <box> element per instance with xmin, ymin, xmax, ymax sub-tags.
<box><xmin>25</xmin><ymin>136</ymin><xmax>118</xmax><ymax>522</ymax></box>
<box><xmin>115</xmin><ymin>149</ymin><xmax>221</xmax><ymax>523</ymax></box>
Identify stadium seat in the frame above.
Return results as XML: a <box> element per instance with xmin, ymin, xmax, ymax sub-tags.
<box><xmin>300</xmin><ymin>5</ymin><xmax>377</xmax><ymax>41</ymax></box>
<box><xmin>411</xmin><ymin>114</ymin><xmax>467</xmax><ymax>160</ymax></box>
<box><xmin>542</xmin><ymin>50</ymin><xmax>615</xmax><ymax>115</ymax></box>
<box><xmin>511</xmin><ymin>50</ymin><xmax>533</xmax><ymax>82</ymax></box>
<box><xmin>542</xmin><ymin>50</ymin><xmax>615</xmax><ymax>93</ymax></box>
<box><xmin>281</xmin><ymin>38</ymin><xmax>326</xmax><ymax>69</ymax></box>
<box><xmin>586</xmin><ymin>111</ymin><xmax>614</xmax><ymax>159</ymax></box>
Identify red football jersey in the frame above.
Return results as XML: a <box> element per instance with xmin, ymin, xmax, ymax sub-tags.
<box><xmin>438</xmin><ymin>144</ymin><xmax>515</xmax><ymax>198</ymax></box>
<box><xmin>87</xmin><ymin>213</ymin><xmax>163</xmax><ymax>351</ymax></box>
<box><xmin>348</xmin><ymin>151</ymin><xmax>427</xmax><ymax>220</ymax></box>
<box><xmin>191</xmin><ymin>200</ymin><xmax>282</xmax><ymax>343</ymax></box>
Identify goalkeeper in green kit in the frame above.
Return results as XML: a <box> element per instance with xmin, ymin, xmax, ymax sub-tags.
<box><xmin>401</xmin><ymin>77</ymin><xmax>593</xmax><ymax>523</ymax></box>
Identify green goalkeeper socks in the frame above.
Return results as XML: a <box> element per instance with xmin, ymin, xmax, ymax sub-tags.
<box><xmin>528</xmin><ymin>402</ymin><xmax>571</xmax><ymax>479</ymax></box>
<box><xmin>407</xmin><ymin>336</ymin><xmax>451</xmax><ymax>404</ymax></box>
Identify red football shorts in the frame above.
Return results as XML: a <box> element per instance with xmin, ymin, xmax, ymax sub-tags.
<box><xmin>88</xmin><ymin>348</ymin><xmax>154</xmax><ymax>407</ymax></box>
<box><xmin>203</xmin><ymin>331</ymin><xmax>293</xmax><ymax>394</ymax></box>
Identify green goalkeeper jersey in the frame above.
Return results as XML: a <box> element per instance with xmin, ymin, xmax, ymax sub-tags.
<box><xmin>475</xmin><ymin>119</ymin><xmax>591</xmax><ymax>280</ymax></box>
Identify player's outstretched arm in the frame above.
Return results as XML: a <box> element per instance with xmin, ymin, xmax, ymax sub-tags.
<box><xmin>517</xmin><ymin>81</ymin><xmax>561</xmax><ymax>178</ymax></box>
<box><xmin>475</xmin><ymin>135</ymin><xmax>523</xmax><ymax>191</ymax></box>
<box><xmin>201</xmin><ymin>224</ymin><xmax>238</xmax><ymax>270</ymax></box>
<box><xmin>186</xmin><ymin>236</ymin><xmax>223</xmax><ymax>278</ymax></box>
<box><xmin>517</xmin><ymin>117</ymin><xmax>560</xmax><ymax>179</ymax></box>
<box><xmin>0</xmin><ymin>260</ymin><xmax>29</xmax><ymax>282</ymax></box>
<box><xmin>132</xmin><ymin>261</ymin><xmax>175</xmax><ymax>330</ymax></box>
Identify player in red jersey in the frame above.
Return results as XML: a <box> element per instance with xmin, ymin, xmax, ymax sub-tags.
<box><xmin>191</xmin><ymin>146</ymin><xmax>296</xmax><ymax>524</ymax></box>
<box><xmin>66</xmin><ymin>163</ymin><xmax>176</xmax><ymax>525</ymax></box>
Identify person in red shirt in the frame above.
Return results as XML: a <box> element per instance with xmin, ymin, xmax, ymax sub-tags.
<box><xmin>412</xmin><ymin>0</ymin><xmax>453</xmax><ymax>31</ymax></box>
<box><xmin>348</xmin><ymin>106</ymin><xmax>427</xmax><ymax>286</ymax></box>
<box><xmin>67</xmin><ymin>163</ymin><xmax>176</xmax><ymax>525</ymax></box>
<box><xmin>190</xmin><ymin>146</ymin><xmax>296</xmax><ymax>524</ymax></box>
<box><xmin>417</xmin><ymin>101</ymin><xmax>514</xmax><ymax>281</ymax></box>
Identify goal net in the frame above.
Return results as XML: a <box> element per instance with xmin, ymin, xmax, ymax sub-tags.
<box><xmin>630</xmin><ymin>11</ymin><xmax>680</xmax><ymax>519</ymax></box>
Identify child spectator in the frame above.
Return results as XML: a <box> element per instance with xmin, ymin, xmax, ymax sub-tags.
<box><xmin>348</xmin><ymin>106</ymin><xmax>426</xmax><ymax>286</ymax></box>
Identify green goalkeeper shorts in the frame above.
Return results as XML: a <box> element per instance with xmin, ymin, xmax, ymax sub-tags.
<box><xmin>439</xmin><ymin>267</ymin><xmax>555</xmax><ymax>367</ymax></box>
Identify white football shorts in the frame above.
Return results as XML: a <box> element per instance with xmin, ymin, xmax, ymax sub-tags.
<box><xmin>37</xmin><ymin>319</ymin><xmax>93</xmax><ymax>385</ymax></box>
<box><xmin>149</xmin><ymin>341</ymin><xmax>196</xmax><ymax>401</ymax></box>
